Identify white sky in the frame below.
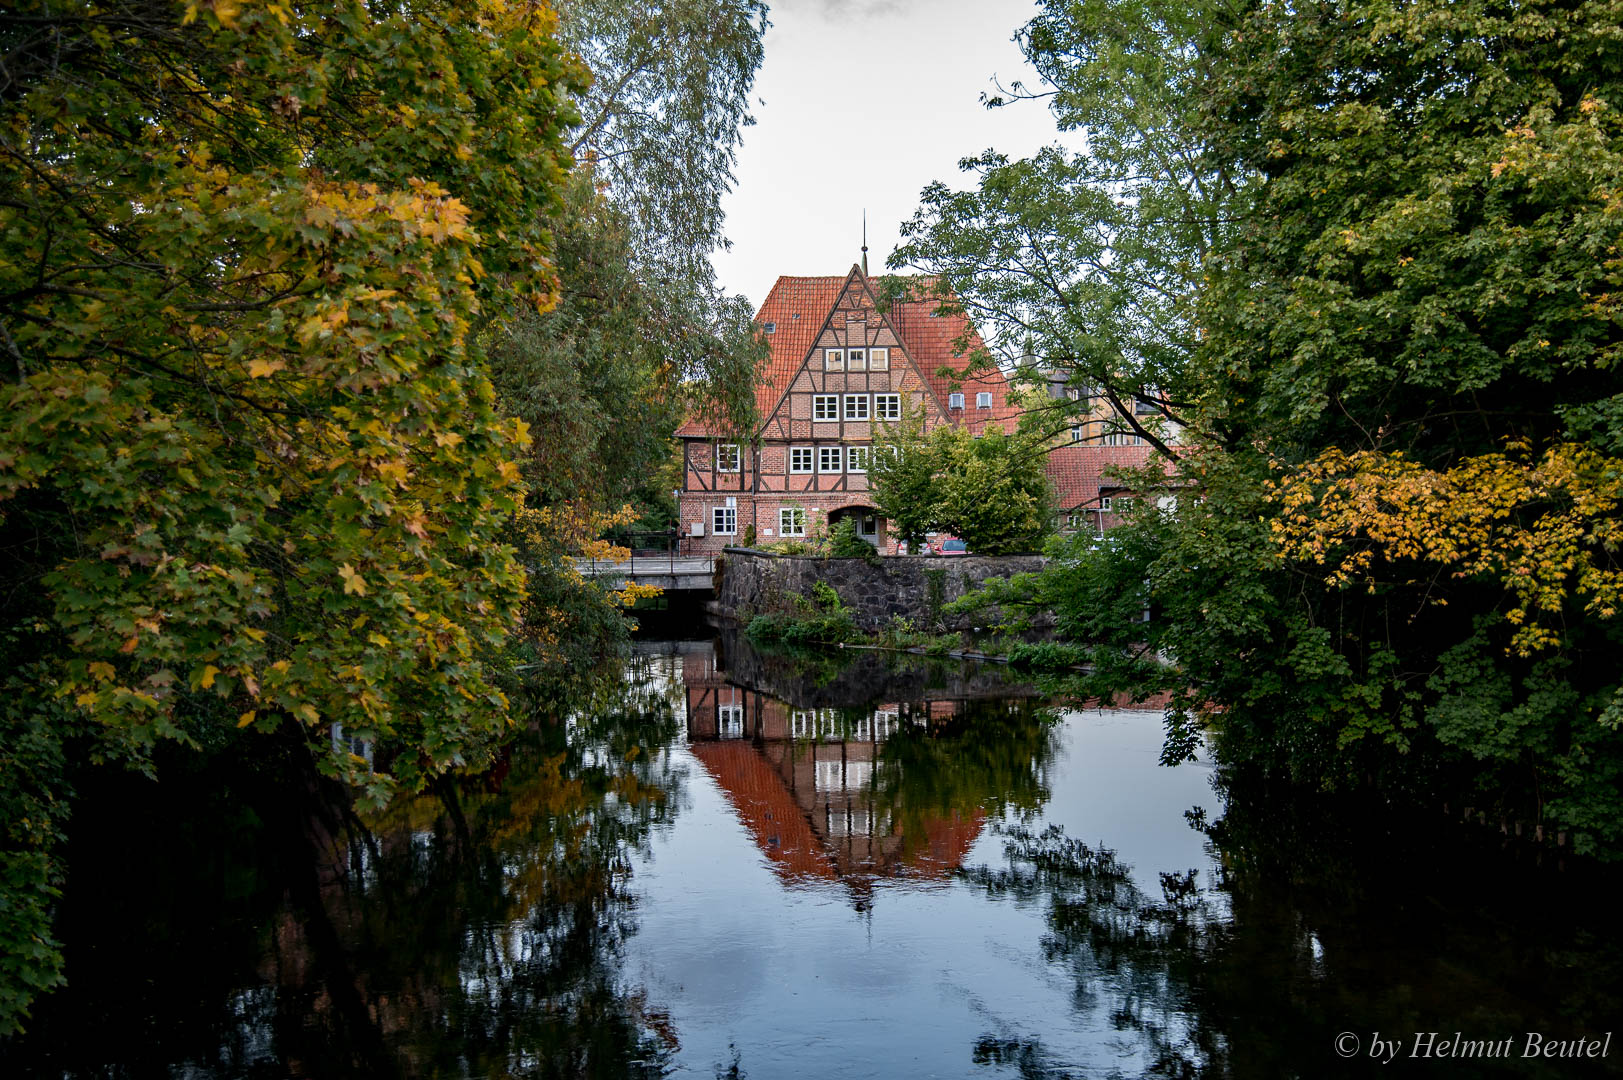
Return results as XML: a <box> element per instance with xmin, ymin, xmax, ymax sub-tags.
<box><xmin>710</xmin><ymin>0</ymin><xmax>1064</xmax><ymax>310</ymax></box>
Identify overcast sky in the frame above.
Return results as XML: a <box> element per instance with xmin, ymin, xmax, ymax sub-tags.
<box><xmin>710</xmin><ymin>0</ymin><xmax>1064</xmax><ymax>310</ymax></box>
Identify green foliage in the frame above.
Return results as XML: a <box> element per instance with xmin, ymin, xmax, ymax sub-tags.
<box><xmin>869</xmin><ymin>413</ymin><xmax>1053</xmax><ymax>555</ymax></box>
<box><xmin>0</xmin><ymin>0</ymin><xmax>583</xmax><ymax>1031</ymax></box>
<box><xmin>889</xmin><ymin>0</ymin><xmax>1233</xmax><ymax>453</ymax></box>
<box><xmin>826</xmin><ymin>517</ymin><xmax>877</xmax><ymax>561</ymax></box>
<box><xmin>982</xmin><ymin>0</ymin><xmax>1623</xmax><ymax>853</ymax></box>
<box><xmin>743</xmin><ymin>579</ymin><xmax>858</xmax><ymax>647</ymax></box>
<box><xmin>557</xmin><ymin>0</ymin><xmax>769</xmax><ymax>437</ymax></box>
<box><xmin>1003</xmin><ymin>641</ymin><xmax>1089</xmax><ymax>672</ymax></box>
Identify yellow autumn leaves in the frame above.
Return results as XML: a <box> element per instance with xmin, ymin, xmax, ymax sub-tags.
<box><xmin>1268</xmin><ymin>443</ymin><xmax>1623</xmax><ymax>654</ymax></box>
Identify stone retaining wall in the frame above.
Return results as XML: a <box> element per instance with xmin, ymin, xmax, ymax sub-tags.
<box><xmin>712</xmin><ymin>547</ymin><xmax>1046</xmax><ymax>631</ymax></box>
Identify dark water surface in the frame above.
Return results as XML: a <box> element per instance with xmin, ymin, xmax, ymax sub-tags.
<box><xmin>4</xmin><ymin>632</ymin><xmax>1620</xmax><ymax>1078</ymax></box>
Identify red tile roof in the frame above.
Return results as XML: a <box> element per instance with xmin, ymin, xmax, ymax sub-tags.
<box><xmin>676</xmin><ymin>270</ymin><xmax>1017</xmax><ymax>438</ymax></box>
<box><xmin>1044</xmin><ymin>444</ymin><xmax>1158</xmax><ymax>511</ymax></box>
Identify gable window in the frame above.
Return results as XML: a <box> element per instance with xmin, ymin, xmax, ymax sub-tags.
<box><xmin>789</xmin><ymin>446</ymin><xmax>814</xmax><ymax>473</ymax></box>
<box><xmin>818</xmin><ymin>446</ymin><xmax>843</xmax><ymax>473</ymax></box>
<box><xmin>813</xmin><ymin>394</ymin><xmax>838</xmax><ymax>421</ymax></box>
<box><xmin>948</xmin><ymin>392</ymin><xmax>965</xmax><ymax>410</ymax></box>
<box><xmin>847</xmin><ymin>348</ymin><xmax>867</xmax><ymax>371</ymax></box>
<box><xmin>874</xmin><ymin>394</ymin><xmax>901</xmax><ymax>421</ymax></box>
<box><xmin>976</xmin><ymin>392</ymin><xmax>993</xmax><ymax>409</ymax></box>
<box><xmin>712</xmin><ymin>506</ymin><xmax>737</xmax><ymax>534</ymax></box>
<box><xmin>824</xmin><ymin>349</ymin><xmax>845</xmax><ymax>371</ymax></box>
<box><xmin>870</xmin><ymin>348</ymin><xmax>889</xmax><ymax>370</ymax></box>
<box><xmin>716</xmin><ymin>443</ymin><xmax>740</xmax><ymax>472</ymax></box>
<box><xmin>847</xmin><ymin>446</ymin><xmax>870</xmax><ymax>473</ymax></box>
<box><xmin>1070</xmin><ymin>425</ymin><xmax>1084</xmax><ymax>443</ymax></box>
<box><xmin>843</xmin><ymin>394</ymin><xmax>870</xmax><ymax>421</ymax></box>
<box><xmin>779</xmin><ymin>506</ymin><xmax>806</xmax><ymax>536</ymax></box>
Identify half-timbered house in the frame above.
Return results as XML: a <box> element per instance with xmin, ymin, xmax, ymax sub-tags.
<box><xmin>676</xmin><ymin>265</ymin><xmax>1017</xmax><ymax>552</ymax></box>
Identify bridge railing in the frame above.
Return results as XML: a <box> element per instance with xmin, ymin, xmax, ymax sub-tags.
<box><xmin>577</xmin><ymin>531</ymin><xmax>715</xmax><ymax>579</ymax></box>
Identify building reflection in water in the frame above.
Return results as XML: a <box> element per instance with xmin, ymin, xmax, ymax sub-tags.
<box><xmin>676</xmin><ymin>639</ymin><xmax>1052</xmax><ymax>901</ymax></box>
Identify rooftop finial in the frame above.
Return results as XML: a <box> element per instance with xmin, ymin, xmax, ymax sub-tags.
<box><xmin>861</xmin><ymin>209</ymin><xmax>869</xmax><ymax>277</ymax></box>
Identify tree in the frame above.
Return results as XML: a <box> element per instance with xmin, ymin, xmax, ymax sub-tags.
<box><xmin>0</xmin><ymin>0</ymin><xmax>580</xmax><ymax>1031</ymax></box>
<box><xmin>551</xmin><ymin>0</ymin><xmax>769</xmax><ymax>435</ymax></box>
<box><xmin>869</xmin><ymin>411</ymin><xmax>1053</xmax><ymax>556</ymax></box>
<box><xmin>933</xmin><ymin>427</ymin><xmax>1054</xmax><ymax>556</ymax></box>
<box><xmin>1031</xmin><ymin>0</ymin><xmax>1623</xmax><ymax>853</ymax></box>
<box><xmin>887</xmin><ymin>0</ymin><xmax>1238</xmax><ymax>456</ymax></box>
<box><xmin>868</xmin><ymin>406</ymin><xmax>940</xmax><ymax>550</ymax></box>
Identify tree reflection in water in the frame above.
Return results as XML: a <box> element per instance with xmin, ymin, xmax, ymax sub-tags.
<box><xmin>4</xmin><ymin>655</ymin><xmax>690</xmax><ymax>1079</ymax></box>
<box><xmin>962</xmin><ymin>773</ymin><xmax>1623</xmax><ymax>1079</ymax></box>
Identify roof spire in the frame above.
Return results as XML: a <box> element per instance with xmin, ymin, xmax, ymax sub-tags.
<box><xmin>861</xmin><ymin>209</ymin><xmax>869</xmax><ymax>277</ymax></box>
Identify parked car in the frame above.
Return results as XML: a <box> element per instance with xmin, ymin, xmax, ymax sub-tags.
<box><xmin>933</xmin><ymin>536</ymin><xmax>969</xmax><ymax>556</ymax></box>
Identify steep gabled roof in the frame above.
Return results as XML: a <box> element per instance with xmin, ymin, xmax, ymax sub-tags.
<box><xmin>676</xmin><ymin>272</ymin><xmax>1018</xmax><ymax>438</ymax></box>
<box><xmin>885</xmin><ymin>293</ymin><xmax>1019</xmax><ymax>436</ymax></box>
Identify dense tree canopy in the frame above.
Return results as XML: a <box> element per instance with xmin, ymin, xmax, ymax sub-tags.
<box><xmin>869</xmin><ymin>412</ymin><xmax>1053</xmax><ymax>556</ymax></box>
<box><xmin>0</xmin><ymin>0</ymin><xmax>583</xmax><ymax>1032</ymax></box>
<box><xmin>965</xmin><ymin>0</ymin><xmax>1623</xmax><ymax>856</ymax></box>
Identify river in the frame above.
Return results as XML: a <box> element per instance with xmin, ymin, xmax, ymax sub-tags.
<box><xmin>3</xmin><ymin>629</ymin><xmax>1619</xmax><ymax>1078</ymax></box>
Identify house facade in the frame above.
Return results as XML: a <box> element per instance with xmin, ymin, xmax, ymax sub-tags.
<box><xmin>676</xmin><ymin>263</ymin><xmax>1165</xmax><ymax>552</ymax></box>
<box><xmin>676</xmin><ymin>265</ymin><xmax>1017</xmax><ymax>553</ymax></box>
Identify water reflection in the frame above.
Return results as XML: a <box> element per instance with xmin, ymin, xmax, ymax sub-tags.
<box><xmin>6</xmin><ymin>636</ymin><xmax>1622</xmax><ymax>1079</ymax></box>
<box><xmin>676</xmin><ymin>636</ymin><xmax>1060</xmax><ymax>899</ymax></box>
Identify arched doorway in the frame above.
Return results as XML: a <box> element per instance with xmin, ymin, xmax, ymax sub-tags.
<box><xmin>828</xmin><ymin>504</ymin><xmax>883</xmax><ymax>549</ymax></box>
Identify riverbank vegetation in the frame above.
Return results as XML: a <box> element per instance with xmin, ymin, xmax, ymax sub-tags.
<box><xmin>0</xmin><ymin>0</ymin><xmax>766</xmax><ymax>1033</ymax></box>
<box><xmin>896</xmin><ymin>0</ymin><xmax>1623</xmax><ymax>856</ymax></box>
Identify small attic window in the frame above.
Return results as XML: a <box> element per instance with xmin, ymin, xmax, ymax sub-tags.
<box><xmin>792</xmin><ymin>312</ymin><xmax>801</xmax><ymax>319</ymax></box>
<box><xmin>764</xmin><ymin>321</ymin><xmax>776</xmax><ymax>335</ymax></box>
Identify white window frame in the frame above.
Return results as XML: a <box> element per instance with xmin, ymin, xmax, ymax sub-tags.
<box><xmin>718</xmin><ymin>704</ymin><xmax>744</xmax><ymax>739</ymax></box>
<box><xmin>779</xmin><ymin>506</ymin><xmax>806</xmax><ymax>536</ymax></box>
<box><xmin>874</xmin><ymin>393</ymin><xmax>901</xmax><ymax>421</ymax></box>
<box><xmin>788</xmin><ymin>446</ymin><xmax>814</xmax><ymax>474</ymax></box>
<box><xmin>813</xmin><ymin>394</ymin><xmax>838</xmax><ymax>421</ymax></box>
<box><xmin>847</xmin><ymin>348</ymin><xmax>867</xmax><ymax>371</ymax></box>
<box><xmin>824</xmin><ymin>348</ymin><xmax>845</xmax><ymax>371</ymax></box>
<box><xmin>847</xmin><ymin>446</ymin><xmax>870</xmax><ymax>473</ymax></box>
<box><xmin>712</xmin><ymin>506</ymin><xmax>737</xmax><ymax>535</ymax></box>
<box><xmin>976</xmin><ymin>392</ymin><xmax>993</xmax><ymax>409</ymax></box>
<box><xmin>818</xmin><ymin>446</ymin><xmax>843</xmax><ymax>473</ymax></box>
<box><xmin>1070</xmin><ymin>425</ymin><xmax>1084</xmax><ymax>443</ymax></box>
<box><xmin>843</xmin><ymin>394</ymin><xmax>870</xmax><ymax>421</ymax></box>
<box><xmin>948</xmin><ymin>392</ymin><xmax>965</xmax><ymax>410</ymax></box>
<box><xmin>870</xmin><ymin>348</ymin><xmax>889</xmax><ymax>371</ymax></box>
<box><xmin>716</xmin><ymin>443</ymin><xmax>740</xmax><ymax>472</ymax></box>
<box><xmin>1099</xmin><ymin>497</ymin><xmax>1113</xmax><ymax>512</ymax></box>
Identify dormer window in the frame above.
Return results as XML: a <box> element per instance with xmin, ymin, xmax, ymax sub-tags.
<box><xmin>976</xmin><ymin>392</ymin><xmax>993</xmax><ymax>409</ymax></box>
<box><xmin>948</xmin><ymin>392</ymin><xmax>964</xmax><ymax>410</ymax></box>
<box><xmin>824</xmin><ymin>349</ymin><xmax>844</xmax><ymax>370</ymax></box>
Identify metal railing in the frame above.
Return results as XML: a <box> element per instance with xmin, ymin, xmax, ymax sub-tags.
<box><xmin>579</xmin><ymin>531</ymin><xmax>715</xmax><ymax>579</ymax></box>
